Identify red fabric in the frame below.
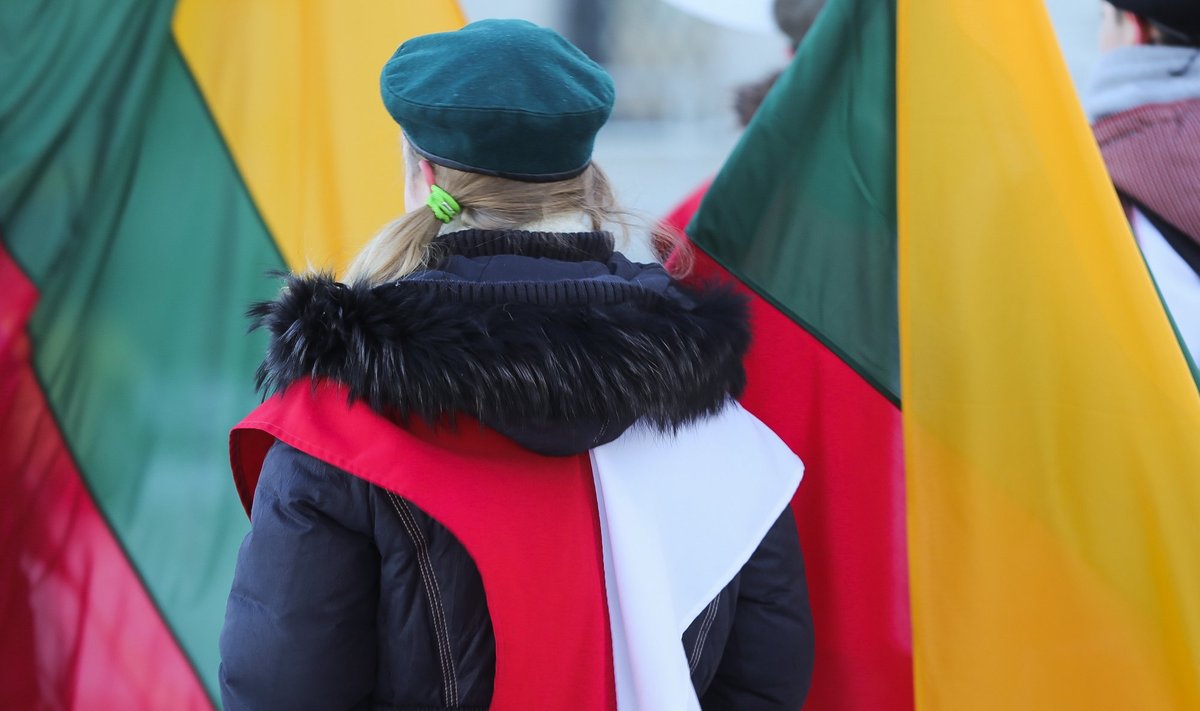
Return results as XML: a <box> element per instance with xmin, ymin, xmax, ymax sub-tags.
<box><xmin>0</xmin><ymin>245</ymin><xmax>211</xmax><ymax>710</ymax></box>
<box><xmin>1094</xmin><ymin>98</ymin><xmax>1200</xmax><ymax>246</ymax></box>
<box><xmin>687</xmin><ymin>246</ymin><xmax>914</xmax><ymax>711</ymax></box>
<box><xmin>231</xmin><ymin>382</ymin><xmax>616</xmax><ymax>711</ymax></box>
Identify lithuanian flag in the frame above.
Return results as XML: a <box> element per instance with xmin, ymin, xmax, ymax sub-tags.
<box><xmin>0</xmin><ymin>2</ymin><xmax>462</xmax><ymax>706</ymax></box>
<box><xmin>687</xmin><ymin>0</ymin><xmax>1200</xmax><ymax>708</ymax></box>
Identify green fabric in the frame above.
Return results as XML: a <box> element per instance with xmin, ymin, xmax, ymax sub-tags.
<box><xmin>687</xmin><ymin>0</ymin><xmax>900</xmax><ymax>402</ymax></box>
<box><xmin>382</xmin><ymin>19</ymin><xmax>615</xmax><ymax>181</ymax></box>
<box><xmin>1</xmin><ymin>0</ymin><xmax>285</xmax><ymax>702</ymax></box>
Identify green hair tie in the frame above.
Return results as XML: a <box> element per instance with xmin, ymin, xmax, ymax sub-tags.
<box><xmin>426</xmin><ymin>184</ymin><xmax>461</xmax><ymax>223</ymax></box>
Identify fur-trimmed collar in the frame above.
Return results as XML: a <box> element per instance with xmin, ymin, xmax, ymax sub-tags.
<box><xmin>250</xmin><ymin>230</ymin><xmax>750</xmax><ymax>455</ymax></box>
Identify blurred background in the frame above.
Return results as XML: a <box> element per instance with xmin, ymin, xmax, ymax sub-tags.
<box><xmin>456</xmin><ymin>0</ymin><xmax>1102</xmax><ymax>216</ymax></box>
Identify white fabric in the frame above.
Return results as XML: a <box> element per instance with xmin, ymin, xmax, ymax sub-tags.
<box><xmin>1084</xmin><ymin>46</ymin><xmax>1200</xmax><ymax>120</ymax></box>
<box><xmin>1132</xmin><ymin>209</ymin><xmax>1200</xmax><ymax>360</ymax></box>
<box><xmin>611</xmin><ymin>230</ymin><xmax>659</xmax><ymax>265</ymax></box>
<box><xmin>590</xmin><ymin>403</ymin><xmax>804</xmax><ymax>711</ymax></box>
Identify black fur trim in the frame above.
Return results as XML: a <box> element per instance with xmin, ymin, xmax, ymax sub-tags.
<box><xmin>250</xmin><ymin>273</ymin><xmax>750</xmax><ymax>432</ymax></box>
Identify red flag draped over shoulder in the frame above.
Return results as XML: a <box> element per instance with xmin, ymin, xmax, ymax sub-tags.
<box><xmin>230</xmin><ymin>380</ymin><xmax>617</xmax><ymax>711</ymax></box>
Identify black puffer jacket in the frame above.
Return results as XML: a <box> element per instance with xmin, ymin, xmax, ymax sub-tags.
<box><xmin>220</xmin><ymin>230</ymin><xmax>814</xmax><ymax>710</ymax></box>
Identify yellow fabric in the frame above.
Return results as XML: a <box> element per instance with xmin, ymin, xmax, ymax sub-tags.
<box><xmin>172</xmin><ymin>2</ymin><xmax>465</xmax><ymax>273</ymax></box>
<box><xmin>897</xmin><ymin>1</ymin><xmax>1200</xmax><ymax>708</ymax></box>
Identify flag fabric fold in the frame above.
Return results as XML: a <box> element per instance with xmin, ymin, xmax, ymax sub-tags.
<box><xmin>1</xmin><ymin>1</ymin><xmax>463</xmax><ymax>705</ymax></box>
<box><xmin>898</xmin><ymin>1</ymin><xmax>1200</xmax><ymax>707</ymax></box>
<box><xmin>687</xmin><ymin>0</ymin><xmax>1200</xmax><ymax>708</ymax></box>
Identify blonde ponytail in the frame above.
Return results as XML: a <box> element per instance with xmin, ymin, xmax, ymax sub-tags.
<box><xmin>344</xmin><ymin>145</ymin><xmax>691</xmax><ymax>285</ymax></box>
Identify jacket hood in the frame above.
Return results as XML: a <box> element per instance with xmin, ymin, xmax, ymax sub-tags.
<box><xmin>249</xmin><ymin>229</ymin><xmax>750</xmax><ymax>456</ymax></box>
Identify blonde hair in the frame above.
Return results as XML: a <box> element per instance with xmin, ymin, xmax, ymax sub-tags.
<box><xmin>345</xmin><ymin>144</ymin><xmax>691</xmax><ymax>284</ymax></box>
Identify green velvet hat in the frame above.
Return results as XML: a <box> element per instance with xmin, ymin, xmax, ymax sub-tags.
<box><xmin>381</xmin><ymin>19</ymin><xmax>616</xmax><ymax>182</ymax></box>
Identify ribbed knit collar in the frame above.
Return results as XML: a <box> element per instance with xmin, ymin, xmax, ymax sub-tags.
<box><xmin>407</xmin><ymin>229</ymin><xmax>674</xmax><ymax>306</ymax></box>
<box><xmin>430</xmin><ymin>228</ymin><xmax>616</xmax><ymax>261</ymax></box>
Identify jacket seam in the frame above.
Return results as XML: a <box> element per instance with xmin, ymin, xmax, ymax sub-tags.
<box><xmin>688</xmin><ymin>591</ymin><xmax>722</xmax><ymax>675</ymax></box>
<box><xmin>385</xmin><ymin>491</ymin><xmax>461</xmax><ymax>707</ymax></box>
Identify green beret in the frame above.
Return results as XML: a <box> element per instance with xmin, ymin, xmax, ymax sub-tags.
<box><xmin>381</xmin><ymin>19</ymin><xmax>616</xmax><ymax>182</ymax></box>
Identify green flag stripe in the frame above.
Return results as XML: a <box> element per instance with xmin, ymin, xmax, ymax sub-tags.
<box><xmin>2</xmin><ymin>0</ymin><xmax>285</xmax><ymax>699</ymax></box>
<box><xmin>687</xmin><ymin>0</ymin><xmax>899</xmax><ymax>402</ymax></box>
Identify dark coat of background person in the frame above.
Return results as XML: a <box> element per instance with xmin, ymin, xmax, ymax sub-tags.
<box><xmin>219</xmin><ymin>230</ymin><xmax>815</xmax><ymax>711</ymax></box>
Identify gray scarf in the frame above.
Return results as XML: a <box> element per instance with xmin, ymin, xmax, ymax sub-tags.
<box><xmin>1083</xmin><ymin>46</ymin><xmax>1200</xmax><ymax>120</ymax></box>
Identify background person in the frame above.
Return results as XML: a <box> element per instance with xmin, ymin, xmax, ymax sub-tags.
<box><xmin>1087</xmin><ymin>0</ymin><xmax>1200</xmax><ymax>357</ymax></box>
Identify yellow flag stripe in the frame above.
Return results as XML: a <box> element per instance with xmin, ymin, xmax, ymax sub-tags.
<box><xmin>897</xmin><ymin>1</ymin><xmax>1200</xmax><ymax>708</ymax></box>
<box><xmin>172</xmin><ymin>2</ymin><xmax>465</xmax><ymax>273</ymax></box>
